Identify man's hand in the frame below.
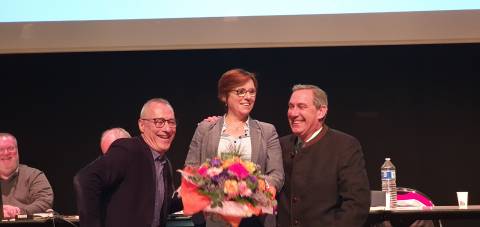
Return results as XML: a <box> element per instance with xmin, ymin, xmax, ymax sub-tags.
<box><xmin>265</xmin><ymin>180</ymin><xmax>276</xmax><ymax>198</ymax></box>
<box><xmin>200</xmin><ymin>116</ymin><xmax>221</xmax><ymax>124</ymax></box>
<box><xmin>3</xmin><ymin>205</ymin><xmax>21</xmax><ymax>218</ymax></box>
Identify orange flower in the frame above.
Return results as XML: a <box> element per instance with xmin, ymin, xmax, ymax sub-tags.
<box><xmin>221</xmin><ymin>158</ymin><xmax>235</xmax><ymax>168</ymax></box>
<box><xmin>258</xmin><ymin>179</ymin><xmax>266</xmax><ymax>192</ymax></box>
<box><xmin>224</xmin><ymin>180</ymin><xmax>239</xmax><ymax>197</ymax></box>
<box><xmin>225</xmin><ymin>157</ymin><xmax>242</xmax><ymax>168</ymax></box>
<box><xmin>268</xmin><ymin>186</ymin><xmax>276</xmax><ymax>199</ymax></box>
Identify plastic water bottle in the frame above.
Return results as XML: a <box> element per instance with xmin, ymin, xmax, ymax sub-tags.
<box><xmin>381</xmin><ymin>158</ymin><xmax>397</xmax><ymax>209</ymax></box>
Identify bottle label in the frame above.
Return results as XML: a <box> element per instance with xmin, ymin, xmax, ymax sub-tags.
<box><xmin>385</xmin><ymin>191</ymin><xmax>391</xmax><ymax>210</ymax></box>
<box><xmin>381</xmin><ymin>170</ymin><xmax>396</xmax><ymax>180</ymax></box>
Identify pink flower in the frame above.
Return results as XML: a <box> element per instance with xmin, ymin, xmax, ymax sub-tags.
<box><xmin>207</xmin><ymin>167</ymin><xmax>223</xmax><ymax>177</ymax></box>
<box><xmin>238</xmin><ymin>181</ymin><xmax>252</xmax><ymax>197</ymax></box>
<box><xmin>198</xmin><ymin>166</ymin><xmax>208</xmax><ymax>177</ymax></box>
<box><xmin>228</xmin><ymin>162</ymin><xmax>250</xmax><ymax>179</ymax></box>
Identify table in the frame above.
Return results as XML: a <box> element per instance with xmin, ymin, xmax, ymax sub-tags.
<box><xmin>367</xmin><ymin>205</ymin><xmax>480</xmax><ymax>227</ymax></box>
<box><xmin>0</xmin><ymin>215</ymin><xmax>194</xmax><ymax>227</ymax></box>
<box><xmin>2</xmin><ymin>207</ymin><xmax>479</xmax><ymax>226</ymax></box>
<box><xmin>0</xmin><ymin>215</ymin><xmax>78</xmax><ymax>226</ymax></box>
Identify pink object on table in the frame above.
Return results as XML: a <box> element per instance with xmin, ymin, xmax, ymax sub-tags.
<box><xmin>397</xmin><ymin>191</ymin><xmax>433</xmax><ymax>207</ymax></box>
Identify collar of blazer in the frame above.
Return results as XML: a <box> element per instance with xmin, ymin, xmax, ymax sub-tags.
<box><xmin>301</xmin><ymin>124</ymin><xmax>329</xmax><ymax>149</ymax></box>
<box><xmin>205</xmin><ymin>116</ymin><xmax>262</xmax><ymax>164</ymax></box>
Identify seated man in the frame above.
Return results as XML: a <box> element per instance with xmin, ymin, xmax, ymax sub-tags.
<box><xmin>0</xmin><ymin>133</ymin><xmax>54</xmax><ymax>218</ymax></box>
<box><xmin>99</xmin><ymin>127</ymin><xmax>131</xmax><ymax>154</ymax></box>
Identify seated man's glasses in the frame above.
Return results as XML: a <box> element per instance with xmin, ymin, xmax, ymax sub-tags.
<box><xmin>141</xmin><ymin>118</ymin><xmax>177</xmax><ymax>128</ymax></box>
<box><xmin>232</xmin><ymin>88</ymin><xmax>256</xmax><ymax>97</ymax></box>
<box><xmin>0</xmin><ymin>146</ymin><xmax>17</xmax><ymax>153</ymax></box>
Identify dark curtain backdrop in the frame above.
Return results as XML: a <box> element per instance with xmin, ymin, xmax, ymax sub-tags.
<box><xmin>1</xmin><ymin>43</ymin><xmax>479</xmax><ymax>226</ymax></box>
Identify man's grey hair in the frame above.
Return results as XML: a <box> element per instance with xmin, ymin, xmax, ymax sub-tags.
<box><xmin>101</xmin><ymin>128</ymin><xmax>131</xmax><ymax>141</ymax></box>
<box><xmin>140</xmin><ymin>98</ymin><xmax>172</xmax><ymax>118</ymax></box>
<box><xmin>292</xmin><ymin>84</ymin><xmax>328</xmax><ymax>108</ymax></box>
<box><xmin>0</xmin><ymin>133</ymin><xmax>17</xmax><ymax>146</ymax></box>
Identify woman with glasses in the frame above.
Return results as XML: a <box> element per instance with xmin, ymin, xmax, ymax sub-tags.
<box><xmin>185</xmin><ymin>68</ymin><xmax>284</xmax><ymax>227</ymax></box>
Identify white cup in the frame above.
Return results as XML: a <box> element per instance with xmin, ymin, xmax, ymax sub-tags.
<box><xmin>457</xmin><ymin>192</ymin><xmax>468</xmax><ymax>208</ymax></box>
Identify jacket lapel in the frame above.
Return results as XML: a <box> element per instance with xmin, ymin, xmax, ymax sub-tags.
<box><xmin>205</xmin><ymin>117</ymin><xmax>224</xmax><ymax>160</ymax></box>
<box><xmin>138</xmin><ymin>137</ymin><xmax>156</xmax><ymax>186</ymax></box>
<box><xmin>249</xmin><ymin>119</ymin><xmax>261</xmax><ymax>164</ymax></box>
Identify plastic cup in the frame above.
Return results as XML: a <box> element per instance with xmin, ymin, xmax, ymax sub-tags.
<box><xmin>457</xmin><ymin>192</ymin><xmax>468</xmax><ymax>208</ymax></box>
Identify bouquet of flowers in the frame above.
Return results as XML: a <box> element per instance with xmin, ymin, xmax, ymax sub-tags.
<box><xmin>178</xmin><ymin>151</ymin><xmax>276</xmax><ymax>227</ymax></box>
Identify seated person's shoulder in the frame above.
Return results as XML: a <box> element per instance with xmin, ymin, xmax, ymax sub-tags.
<box><xmin>18</xmin><ymin>164</ymin><xmax>44</xmax><ymax>175</ymax></box>
<box><xmin>17</xmin><ymin>164</ymin><xmax>51</xmax><ymax>184</ymax></box>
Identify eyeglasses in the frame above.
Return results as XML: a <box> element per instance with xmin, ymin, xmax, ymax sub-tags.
<box><xmin>232</xmin><ymin>88</ymin><xmax>256</xmax><ymax>97</ymax></box>
<box><xmin>141</xmin><ymin>118</ymin><xmax>177</xmax><ymax>128</ymax></box>
<box><xmin>0</xmin><ymin>146</ymin><xmax>17</xmax><ymax>153</ymax></box>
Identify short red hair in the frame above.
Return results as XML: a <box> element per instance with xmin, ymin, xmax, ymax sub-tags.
<box><xmin>217</xmin><ymin>68</ymin><xmax>258</xmax><ymax>103</ymax></box>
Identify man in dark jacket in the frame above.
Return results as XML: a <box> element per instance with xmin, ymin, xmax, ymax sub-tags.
<box><xmin>75</xmin><ymin>98</ymin><xmax>181</xmax><ymax>227</ymax></box>
<box><xmin>277</xmin><ymin>84</ymin><xmax>370</xmax><ymax>227</ymax></box>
